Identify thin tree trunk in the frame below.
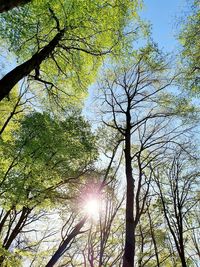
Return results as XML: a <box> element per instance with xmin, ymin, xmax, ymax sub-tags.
<box><xmin>3</xmin><ymin>207</ymin><xmax>30</xmax><ymax>249</ymax></box>
<box><xmin>0</xmin><ymin>209</ymin><xmax>12</xmax><ymax>234</ymax></box>
<box><xmin>0</xmin><ymin>91</ymin><xmax>23</xmax><ymax>135</ymax></box>
<box><xmin>157</xmin><ymin>179</ymin><xmax>187</xmax><ymax>267</ymax></box>
<box><xmin>0</xmin><ymin>207</ymin><xmax>30</xmax><ymax>266</ymax></box>
<box><xmin>147</xmin><ymin>207</ymin><xmax>160</xmax><ymax>267</ymax></box>
<box><xmin>0</xmin><ymin>29</ymin><xmax>65</xmax><ymax>101</ymax></box>
<box><xmin>0</xmin><ymin>0</ymin><xmax>31</xmax><ymax>13</ymax></box>
<box><xmin>178</xmin><ymin>204</ymin><xmax>187</xmax><ymax>267</ymax></box>
<box><xmin>45</xmin><ymin>216</ymin><xmax>87</xmax><ymax>267</ymax></box>
<box><xmin>138</xmin><ymin>224</ymin><xmax>144</xmax><ymax>267</ymax></box>
<box><xmin>179</xmin><ymin>251</ymin><xmax>187</xmax><ymax>267</ymax></box>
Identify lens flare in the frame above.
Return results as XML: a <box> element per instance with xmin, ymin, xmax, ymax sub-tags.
<box><xmin>84</xmin><ymin>197</ymin><xmax>100</xmax><ymax>220</ymax></box>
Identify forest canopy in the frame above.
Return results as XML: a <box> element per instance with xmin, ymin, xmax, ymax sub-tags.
<box><xmin>0</xmin><ymin>0</ymin><xmax>199</xmax><ymax>267</ymax></box>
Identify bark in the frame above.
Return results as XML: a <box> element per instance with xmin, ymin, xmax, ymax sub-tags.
<box><xmin>147</xmin><ymin>207</ymin><xmax>160</xmax><ymax>267</ymax></box>
<box><xmin>45</xmin><ymin>216</ymin><xmax>87</xmax><ymax>267</ymax></box>
<box><xmin>122</xmin><ymin>109</ymin><xmax>135</xmax><ymax>267</ymax></box>
<box><xmin>0</xmin><ymin>0</ymin><xmax>31</xmax><ymax>12</ymax></box>
<box><xmin>138</xmin><ymin>224</ymin><xmax>144</xmax><ymax>267</ymax></box>
<box><xmin>3</xmin><ymin>207</ymin><xmax>30</xmax><ymax>249</ymax></box>
<box><xmin>0</xmin><ymin>207</ymin><xmax>30</xmax><ymax>266</ymax></box>
<box><xmin>157</xmin><ymin>180</ymin><xmax>187</xmax><ymax>267</ymax></box>
<box><xmin>0</xmin><ymin>209</ymin><xmax>12</xmax><ymax>234</ymax></box>
<box><xmin>0</xmin><ymin>29</ymin><xmax>65</xmax><ymax>102</ymax></box>
<box><xmin>179</xmin><ymin>229</ymin><xmax>187</xmax><ymax>267</ymax></box>
<box><xmin>0</xmin><ymin>92</ymin><xmax>23</xmax><ymax>135</ymax></box>
<box><xmin>178</xmin><ymin>204</ymin><xmax>187</xmax><ymax>267</ymax></box>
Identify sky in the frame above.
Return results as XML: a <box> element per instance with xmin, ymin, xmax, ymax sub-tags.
<box><xmin>140</xmin><ymin>0</ymin><xmax>185</xmax><ymax>52</ymax></box>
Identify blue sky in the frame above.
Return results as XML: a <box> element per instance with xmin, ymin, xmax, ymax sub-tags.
<box><xmin>141</xmin><ymin>0</ymin><xmax>186</xmax><ymax>52</ymax></box>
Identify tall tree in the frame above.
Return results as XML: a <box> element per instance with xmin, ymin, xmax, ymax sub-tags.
<box><xmin>0</xmin><ymin>0</ymin><xmax>140</xmax><ymax>101</ymax></box>
<box><xmin>44</xmin><ymin>140</ymin><xmax>121</xmax><ymax>267</ymax></box>
<box><xmin>154</xmin><ymin>148</ymin><xmax>200</xmax><ymax>267</ymax></box>
<box><xmin>99</xmin><ymin>44</ymin><xmax>197</xmax><ymax>267</ymax></box>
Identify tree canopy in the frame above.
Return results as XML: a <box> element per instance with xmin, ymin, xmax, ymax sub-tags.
<box><xmin>0</xmin><ymin>1</ymin><xmax>199</xmax><ymax>266</ymax></box>
<box><xmin>178</xmin><ymin>0</ymin><xmax>200</xmax><ymax>92</ymax></box>
<box><xmin>0</xmin><ymin>0</ymin><xmax>140</xmax><ymax>101</ymax></box>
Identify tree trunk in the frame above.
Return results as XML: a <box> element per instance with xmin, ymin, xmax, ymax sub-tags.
<box><xmin>0</xmin><ymin>0</ymin><xmax>31</xmax><ymax>13</ymax></box>
<box><xmin>179</xmin><ymin>230</ymin><xmax>187</xmax><ymax>267</ymax></box>
<box><xmin>147</xmin><ymin>207</ymin><xmax>160</xmax><ymax>267</ymax></box>
<box><xmin>179</xmin><ymin>251</ymin><xmax>187</xmax><ymax>267</ymax></box>
<box><xmin>45</xmin><ymin>217</ymin><xmax>87</xmax><ymax>267</ymax></box>
<box><xmin>0</xmin><ymin>209</ymin><xmax>11</xmax><ymax>234</ymax></box>
<box><xmin>122</xmin><ymin>110</ymin><xmax>135</xmax><ymax>267</ymax></box>
<box><xmin>0</xmin><ymin>207</ymin><xmax>30</xmax><ymax>266</ymax></box>
<box><xmin>0</xmin><ymin>29</ymin><xmax>65</xmax><ymax>101</ymax></box>
<box><xmin>0</xmin><ymin>93</ymin><xmax>22</xmax><ymax>135</ymax></box>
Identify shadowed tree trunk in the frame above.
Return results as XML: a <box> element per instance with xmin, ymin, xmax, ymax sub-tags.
<box><xmin>0</xmin><ymin>0</ymin><xmax>31</xmax><ymax>13</ymax></box>
<box><xmin>45</xmin><ymin>216</ymin><xmax>87</xmax><ymax>267</ymax></box>
<box><xmin>123</xmin><ymin>108</ymin><xmax>135</xmax><ymax>267</ymax></box>
<box><xmin>100</xmin><ymin>49</ymin><xmax>179</xmax><ymax>267</ymax></box>
<box><xmin>0</xmin><ymin>207</ymin><xmax>31</xmax><ymax>266</ymax></box>
<box><xmin>0</xmin><ymin>29</ymin><xmax>65</xmax><ymax>101</ymax></box>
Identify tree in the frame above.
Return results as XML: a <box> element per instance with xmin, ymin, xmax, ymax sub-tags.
<box><xmin>0</xmin><ymin>0</ymin><xmax>31</xmax><ymax>13</ymax></box>
<box><xmin>154</xmin><ymin>148</ymin><xmax>200</xmax><ymax>267</ymax></box>
<box><xmin>0</xmin><ymin>109</ymin><xmax>97</xmax><ymax>265</ymax></box>
<box><xmin>45</xmin><ymin>216</ymin><xmax>87</xmax><ymax>267</ymax></box>
<box><xmin>80</xmin><ymin>181</ymin><xmax>125</xmax><ymax>267</ymax></box>
<box><xmin>0</xmin><ymin>0</ymin><xmax>140</xmax><ymax>101</ymax></box>
<box><xmin>178</xmin><ymin>0</ymin><xmax>200</xmax><ymax>92</ymax></box>
<box><xmin>99</xmin><ymin>44</ymin><xmax>197</xmax><ymax>267</ymax></box>
<box><xmin>43</xmin><ymin>135</ymin><xmax>122</xmax><ymax>267</ymax></box>
<box><xmin>0</xmin><ymin>84</ymin><xmax>32</xmax><ymax>137</ymax></box>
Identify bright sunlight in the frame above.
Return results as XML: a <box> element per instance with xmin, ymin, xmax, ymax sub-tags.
<box><xmin>84</xmin><ymin>197</ymin><xmax>100</xmax><ymax>220</ymax></box>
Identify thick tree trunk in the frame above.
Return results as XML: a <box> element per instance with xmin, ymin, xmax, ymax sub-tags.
<box><xmin>0</xmin><ymin>29</ymin><xmax>64</xmax><ymax>102</ymax></box>
<box><xmin>0</xmin><ymin>0</ymin><xmax>31</xmax><ymax>13</ymax></box>
<box><xmin>45</xmin><ymin>216</ymin><xmax>87</xmax><ymax>267</ymax></box>
<box><xmin>122</xmin><ymin>110</ymin><xmax>135</xmax><ymax>267</ymax></box>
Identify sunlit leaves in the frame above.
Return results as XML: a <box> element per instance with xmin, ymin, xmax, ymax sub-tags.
<box><xmin>0</xmin><ymin>109</ymin><xmax>97</xmax><ymax>210</ymax></box>
<box><xmin>0</xmin><ymin>0</ymin><xmax>141</xmax><ymax>101</ymax></box>
<box><xmin>178</xmin><ymin>0</ymin><xmax>200</xmax><ymax>93</ymax></box>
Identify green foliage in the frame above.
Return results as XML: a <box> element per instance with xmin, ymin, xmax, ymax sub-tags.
<box><xmin>0</xmin><ymin>244</ymin><xmax>23</xmax><ymax>267</ymax></box>
<box><xmin>178</xmin><ymin>0</ymin><xmax>200</xmax><ymax>92</ymax></box>
<box><xmin>0</xmin><ymin>0</ymin><xmax>141</xmax><ymax>101</ymax></box>
<box><xmin>158</xmin><ymin>92</ymin><xmax>200</xmax><ymax>121</ymax></box>
<box><xmin>0</xmin><ymin>109</ymin><xmax>97</xmax><ymax>209</ymax></box>
<box><xmin>0</xmin><ymin>87</ymin><xmax>24</xmax><ymax>140</ymax></box>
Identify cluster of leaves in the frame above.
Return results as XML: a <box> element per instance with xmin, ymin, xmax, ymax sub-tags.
<box><xmin>0</xmin><ymin>0</ymin><xmax>141</xmax><ymax>102</ymax></box>
<box><xmin>0</xmin><ymin>109</ymin><xmax>97</xmax><ymax>209</ymax></box>
<box><xmin>178</xmin><ymin>0</ymin><xmax>200</xmax><ymax>92</ymax></box>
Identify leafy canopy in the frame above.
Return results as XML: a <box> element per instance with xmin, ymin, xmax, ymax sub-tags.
<box><xmin>0</xmin><ymin>0</ymin><xmax>141</xmax><ymax>100</ymax></box>
<box><xmin>0</xmin><ymin>109</ymin><xmax>97</xmax><ymax>209</ymax></box>
<box><xmin>178</xmin><ymin>0</ymin><xmax>200</xmax><ymax>92</ymax></box>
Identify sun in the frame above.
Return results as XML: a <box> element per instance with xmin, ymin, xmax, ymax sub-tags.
<box><xmin>84</xmin><ymin>197</ymin><xmax>100</xmax><ymax>220</ymax></box>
